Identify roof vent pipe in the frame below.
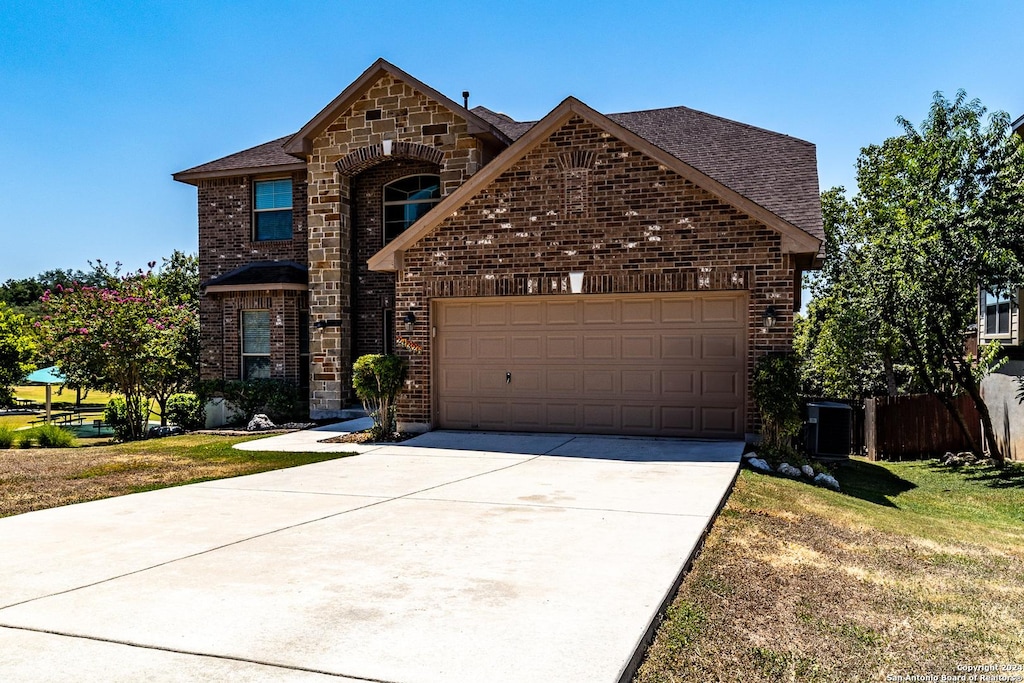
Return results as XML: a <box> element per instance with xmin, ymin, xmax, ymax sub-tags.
<box><xmin>462</xmin><ymin>91</ymin><xmax>469</xmax><ymax>108</ymax></box>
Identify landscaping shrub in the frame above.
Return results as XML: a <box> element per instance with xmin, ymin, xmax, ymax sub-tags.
<box><xmin>0</xmin><ymin>425</ymin><xmax>14</xmax><ymax>449</ymax></box>
<box><xmin>752</xmin><ymin>352</ymin><xmax>803</xmax><ymax>464</ymax></box>
<box><xmin>200</xmin><ymin>379</ymin><xmax>303</xmax><ymax>425</ymax></box>
<box><xmin>17</xmin><ymin>433</ymin><xmax>34</xmax><ymax>448</ymax></box>
<box><xmin>104</xmin><ymin>396</ymin><xmax>149</xmax><ymax>441</ymax></box>
<box><xmin>34</xmin><ymin>424</ymin><xmax>76</xmax><ymax>448</ymax></box>
<box><xmin>352</xmin><ymin>354</ymin><xmax>408</xmax><ymax>441</ymax></box>
<box><xmin>166</xmin><ymin>393</ymin><xmax>205</xmax><ymax>430</ymax></box>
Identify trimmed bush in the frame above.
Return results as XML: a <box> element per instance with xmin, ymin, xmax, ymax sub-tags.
<box><xmin>0</xmin><ymin>425</ymin><xmax>14</xmax><ymax>449</ymax></box>
<box><xmin>352</xmin><ymin>354</ymin><xmax>408</xmax><ymax>441</ymax></box>
<box><xmin>34</xmin><ymin>424</ymin><xmax>77</xmax><ymax>448</ymax></box>
<box><xmin>17</xmin><ymin>433</ymin><xmax>34</xmax><ymax>448</ymax></box>
<box><xmin>166</xmin><ymin>393</ymin><xmax>205</xmax><ymax>430</ymax></box>
<box><xmin>105</xmin><ymin>397</ymin><xmax>149</xmax><ymax>441</ymax></box>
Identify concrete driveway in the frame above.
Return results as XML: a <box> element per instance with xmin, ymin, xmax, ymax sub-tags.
<box><xmin>0</xmin><ymin>428</ymin><xmax>741</xmax><ymax>683</ymax></box>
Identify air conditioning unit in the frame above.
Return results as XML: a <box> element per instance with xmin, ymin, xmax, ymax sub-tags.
<box><xmin>806</xmin><ymin>401</ymin><xmax>853</xmax><ymax>457</ymax></box>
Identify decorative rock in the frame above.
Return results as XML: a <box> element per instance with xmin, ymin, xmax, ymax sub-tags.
<box><xmin>801</xmin><ymin>464</ymin><xmax>815</xmax><ymax>478</ymax></box>
<box><xmin>777</xmin><ymin>463</ymin><xmax>802</xmax><ymax>478</ymax></box>
<box><xmin>743</xmin><ymin>451</ymin><xmax>758</xmax><ymax>460</ymax></box>
<box><xmin>814</xmin><ymin>472</ymin><xmax>841</xmax><ymax>491</ymax></box>
<box><xmin>747</xmin><ymin>457</ymin><xmax>772</xmax><ymax>472</ymax></box>
<box><xmin>247</xmin><ymin>414</ymin><xmax>276</xmax><ymax>431</ymax></box>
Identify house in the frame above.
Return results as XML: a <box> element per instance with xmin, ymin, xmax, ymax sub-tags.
<box><xmin>975</xmin><ymin>112</ymin><xmax>1024</xmax><ymax>460</ymax></box>
<box><xmin>173</xmin><ymin>59</ymin><xmax>823</xmax><ymax>440</ymax></box>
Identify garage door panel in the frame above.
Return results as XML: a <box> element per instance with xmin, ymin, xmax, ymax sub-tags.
<box><xmin>476</xmin><ymin>336</ymin><xmax>507</xmax><ymax>360</ymax></box>
<box><xmin>475</xmin><ymin>303</ymin><xmax>508</xmax><ymax>325</ymax></box>
<box><xmin>661</xmin><ymin>298</ymin><xmax>696</xmax><ymax>323</ymax></box>
<box><xmin>583</xmin><ymin>336</ymin><xmax>616</xmax><ymax>359</ymax></box>
<box><xmin>622</xmin><ymin>405</ymin><xmax>656</xmax><ymax>430</ymax></box>
<box><xmin>545</xmin><ymin>302</ymin><xmax>578</xmax><ymax>324</ymax></box>
<box><xmin>545</xmin><ymin>370</ymin><xmax>579</xmax><ymax>393</ymax></box>
<box><xmin>436</xmin><ymin>293</ymin><xmax>745</xmax><ymax>438</ymax></box>
<box><xmin>583</xmin><ymin>404</ymin><xmax>617</xmax><ymax>430</ymax></box>
<box><xmin>546</xmin><ymin>335</ymin><xmax>578</xmax><ymax>359</ymax></box>
<box><xmin>583</xmin><ymin>300</ymin><xmax>616</xmax><ymax>324</ymax></box>
<box><xmin>662</xmin><ymin>335</ymin><xmax>695</xmax><ymax>359</ymax></box>
<box><xmin>702</xmin><ymin>407</ymin><xmax>740</xmax><ymax>434</ymax></box>
<box><xmin>510</xmin><ymin>302</ymin><xmax>543</xmax><ymax>325</ymax></box>
<box><xmin>662</xmin><ymin>370</ymin><xmax>696</xmax><ymax>395</ymax></box>
<box><xmin>702</xmin><ymin>371</ymin><xmax>740</xmax><ymax>395</ymax></box>
<box><xmin>702</xmin><ymin>334</ymin><xmax>740</xmax><ymax>361</ymax></box>
<box><xmin>511</xmin><ymin>335</ymin><xmax>543</xmax><ymax>360</ymax></box>
<box><xmin>701</xmin><ymin>296</ymin><xmax>743</xmax><ymax>323</ymax></box>
<box><xmin>583</xmin><ymin>370</ymin><xmax>615</xmax><ymax>393</ymax></box>
<box><xmin>622</xmin><ymin>370</ymin><xmax>655</xmax><ymax>394</ymax></box>
<box><xmin>621</xmin><ymin>299</ymin><xmax>656</xmax><ymax>324</ymax></box>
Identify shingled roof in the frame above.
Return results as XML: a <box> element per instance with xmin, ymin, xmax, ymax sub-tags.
<box><xmin>202</xmin><ymin>261</ymin><xmax>308</xmax><ymax>292</ymax></box>
<box><xmin>472</xmin><ymin>104</ymin><xmax>823</xmax><ymax>245</ymax></box>
<box><xmin>173</xmin><ymin>135</ymin><xmax>304</xmax><ymax>184</ymax></box>
<box><xmin>174</xmin><ymin>90</ymin><xmax>822</xmax><ymax>249</ymax></box>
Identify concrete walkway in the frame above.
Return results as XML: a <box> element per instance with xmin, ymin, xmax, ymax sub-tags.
<box><xmin>0</xmin><ymin>428</ymin><xmax>742</xmax><ymax>683</ymax></box>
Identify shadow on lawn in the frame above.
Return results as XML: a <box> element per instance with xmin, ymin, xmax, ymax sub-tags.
<box><xmin>835</xmin><ymin>459</ymin><xmax>917</xmax><ymax>507</ymax></box>
<box><xmin>927</xmin><ymin>460</ymin><xmax>1024</xmax><ymax>489</ymax></box>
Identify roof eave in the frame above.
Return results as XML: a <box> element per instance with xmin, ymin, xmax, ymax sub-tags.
<box><xmin>204</xmin><ymin>283</ymin><xmax>308</xmax><ymax>294</ymax></box>
<box><xmin>368</xmin><ymin>97</ymin><xmax>822</xmax><ymax>272</ymax></box>
<box><xmin>173</xmin><ymin>162</ymin><xmax>307</xmax><ymax>186</ymax></box>
<box><xmin>282</xmin><ymin>58</ymin><xmax>511</xmax><ymax>157</ymax></box>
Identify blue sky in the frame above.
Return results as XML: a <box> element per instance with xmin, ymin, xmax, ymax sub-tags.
<box><xmin>1</xmin><ymin>0</ymin><xmax>1021</xmax><ymax>281</ymax></box>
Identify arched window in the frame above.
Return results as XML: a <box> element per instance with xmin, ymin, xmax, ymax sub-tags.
<box><xmin>383</xmin><ymin>174</ymin><xmax>441</xmax><ymax>245</ymax></box>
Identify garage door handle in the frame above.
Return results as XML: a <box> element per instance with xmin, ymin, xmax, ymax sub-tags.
<box><xmin>506</xmin><ymin>372</ymin><xmax>511</xmax><ymax>384</ymax></box>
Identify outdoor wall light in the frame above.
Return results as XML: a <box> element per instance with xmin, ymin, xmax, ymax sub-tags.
<box><xmin>569</xmin><ymin>271</ymin><xmax>584</xmax><ymax>294</ymax></box>
<box><xmin>763</xmin><ymin>306</ymin><xmax>778</xmax><ymax>329</ymax></box>
<box><xmin>404</xmin><ymin>311</ymin><xmax>417</xmax><ymax>331</ymax></box>
<box><xmin>313</xmin><ymin>319</ymin><xmax>342</xmax><ymax>331</ymax></box>
<box><xmin>382</xmin><ymin>138</ymin><xmax>393</xmax><ymax>156</ymax></box>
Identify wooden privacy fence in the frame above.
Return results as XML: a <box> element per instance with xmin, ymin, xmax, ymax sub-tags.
<box><xmin>864</xmin><ymin>393</ymin><xmax>981</xmax><ymax>460</ymax></box>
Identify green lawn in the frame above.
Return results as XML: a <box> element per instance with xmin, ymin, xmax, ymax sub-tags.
<box><xmin>0</xmin><ymin>434</ymin><xmax>356</xmax><ymax>517</ymax></box>
<box><xmin>636</xmin><ymin>457</ymin><xmax>1024</xmax><ymax>682</ymax></box>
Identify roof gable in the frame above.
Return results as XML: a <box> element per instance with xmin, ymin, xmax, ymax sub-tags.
<box><xmin>283</xmin><ymin>59</ymin><xmax>511</xmax><ymax>157</ymax></box>
<box><xmin>368</xmin><ymin>97</ymin><xmax>822</xmax><ymax>272</ymax></box>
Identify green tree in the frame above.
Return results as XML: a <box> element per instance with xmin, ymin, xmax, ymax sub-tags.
<box><xmin>0</xmin><ymin>303</ymin><xmax>37</xmax><ymax>406</ymax></box>
<box><xmin>39</xmin><ymin>268</ymin><xmax>198</xmax><ymax>439</ymax></box>
<box><xmin>808</xmin><ymin>92</ymin><xmax>1024</xmax><ymax>464</ymax></box>
<box><xmin>146</xmin><ymin>252</ymin><xmax>200</xmax><ymax>425</ymax></box>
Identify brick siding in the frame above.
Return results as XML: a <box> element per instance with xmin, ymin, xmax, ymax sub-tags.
<box><xmin>393</xmin><ymin>116</ymin><xmax>796</xmax><ymax>434</ymax></box>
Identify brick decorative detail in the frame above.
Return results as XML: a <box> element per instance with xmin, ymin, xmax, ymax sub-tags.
<box><xmin>304</xmin><ymin>71</ymin><xmax>488</xmax><ymax>417</ymax></box>
<box><xmin>335</xmin><ymin>141</ymin><xmax>446</xmax><ymax>177</ymax></box>
<box><xmin>392</xmin><ymin>116</ymin><xmax>797</xmax><ymax>434</ymax></box>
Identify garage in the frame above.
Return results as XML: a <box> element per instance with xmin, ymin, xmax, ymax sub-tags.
<box><xmin>434</xmin><ymin>292</ymin><xmax>747</xmax><ymax>438</ymax></box>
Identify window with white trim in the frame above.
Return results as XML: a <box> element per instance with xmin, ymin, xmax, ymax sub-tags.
<box><xmin>983</xmin><ymin>290</ymin><xmax>1013</xmax><ymax>336</ymax></box>
<box><xmin>241</xmin><ymin>311</ymin><xmax>271</xmax><ymax>379</ymax></box>
<box><xmin>382</xmin><ymin>174</ymin><xmax>441</xmax><ymax>245</ymax></box>
<box><xmin>254</xmin><ymin>178</ymin><xmax>293</xmax><ymax>241</ymax></box>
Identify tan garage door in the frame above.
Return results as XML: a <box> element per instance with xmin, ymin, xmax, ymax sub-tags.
<box><xmin>434</xmin><ymin>293</ymin><xmax>746</xmax><ymax>438</ymax></box>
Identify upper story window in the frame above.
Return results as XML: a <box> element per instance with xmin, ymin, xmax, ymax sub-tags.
<box><xmin>383</xmin><ymin>174</ymin><xmax>441</xmax><ymax>245</ymax></box>
<box><xmin>983</xmin><ymin>290</ymin><xmax>1013</xmax><ymax>337</ymax></box>
<box><xmin>254</xmin><ymin>178</ymin><xmax>293</xmax><ymax>241</ymax></box>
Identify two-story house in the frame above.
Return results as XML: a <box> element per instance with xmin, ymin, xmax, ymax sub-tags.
<box><xmin>976</xmin><ymin>112</ymin><xmax>1024</xmax><ymax>460</ymax></box>
<box><xmin>174</xmin><ymin>59</ymin><xmax>823</xmax><ymax>439</ymax></box>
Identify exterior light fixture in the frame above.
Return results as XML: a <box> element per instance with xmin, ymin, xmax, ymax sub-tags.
<box><xmin>382</xmin><ymin>139</ymin><xmax>393</xmax><ymax>156</ymax></box>
<box><xmin>569</xmin><ymin>271</ymin><xmax>584</xmax><ymax>294</ymax></box>
<box><xmin>404</xmin><ymin>311</ymin><xmax>417</xmax><ymax>331</ymax></box>
<box><xmin>763</xmin><ymin>306</ymin><xmax>778</xmax><ymax>329</ymax></box>
<box><xmin>313</xmin><ymin>319</ymin><xmax>342</xmax><ymax>332</ymax></box>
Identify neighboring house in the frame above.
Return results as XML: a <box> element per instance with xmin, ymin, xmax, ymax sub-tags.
<box><xmin>976</xmin><ymin>112</ymin><xmax>1024</xmax><ymax>460</ymax></box>
<box><xmin>174</xmin><ymin>59</ymin><xmax>823</xmax><ymax>440</ymax></box>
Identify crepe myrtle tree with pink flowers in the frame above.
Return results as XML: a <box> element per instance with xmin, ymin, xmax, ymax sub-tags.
<box><xmin>38</xmin><ymin>258</ymin><xmax>199</xmax><ymax>440</ymax></box>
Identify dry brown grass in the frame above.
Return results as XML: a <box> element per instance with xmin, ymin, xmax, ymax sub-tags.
<box><xmin>0</xmin><ymin>434</ymin><xmax>353</xmax><ymax>517</ymax></box>
<box><xmin>635</xmin><ymin>460</ymin><xmax>1024</xmax><ymax>682</ymax></box>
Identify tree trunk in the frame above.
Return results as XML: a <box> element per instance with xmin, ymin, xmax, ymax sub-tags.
<box><xmin>883</xmin><ymin>352</ymin><xmax>897</xmax><ymax>396</ymax></box>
